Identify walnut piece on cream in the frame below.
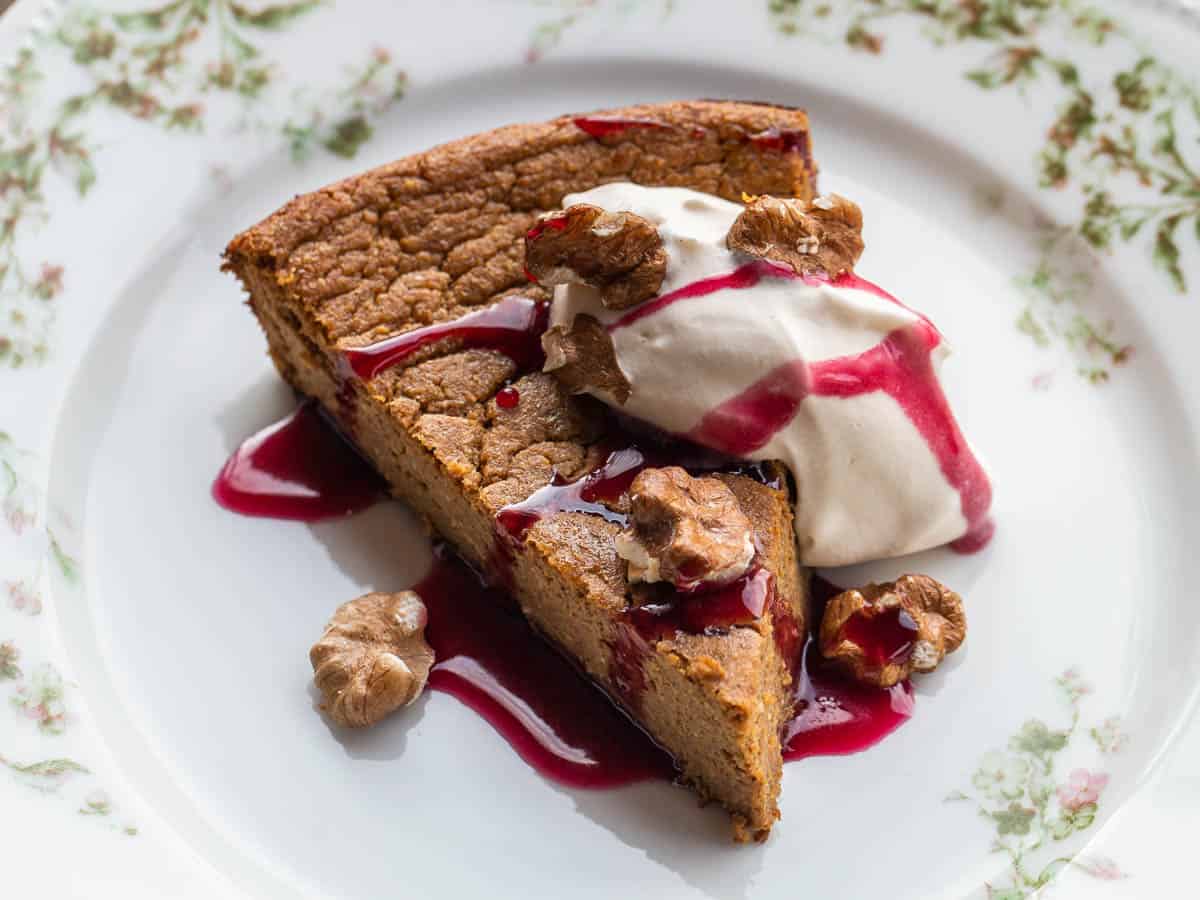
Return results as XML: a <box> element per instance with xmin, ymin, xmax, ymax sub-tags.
<box><xmin>541</xmin><ymin>314</ymin><xmax>632</xmax><ymax>403</ymax></box>
<box><xmin>615</xmin><ymin>467</ymin><xmax>756</xmax><ymax>590</ymax></box>
<box><xmin>310</xmin><ymin>591</ymin><xmax>434</xmax><ymax>728</ymax></box>
<box><xmin>726</xmin><ymin>193</ymin><xmax>864</xmax><ymax>277</ymax></box>
<box><xmin>524</xmin><ymin>203</ymin><xmax>667</xmax><ymax>310</ymax></box>
<box><xmin>818</xmin><ymin>574</ymin><xmax>966</xmax><ymax>688</ymax></box>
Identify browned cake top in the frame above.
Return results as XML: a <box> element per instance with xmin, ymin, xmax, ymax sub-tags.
<box><xmin>227</xmin><ymin>100</ymin><xmax>815</xmax><ymax>348</ymax></box>
<box><xmin>225</xmin><ymin>96</ymin><xmax>814</xmax><ymax>592</ymax></box>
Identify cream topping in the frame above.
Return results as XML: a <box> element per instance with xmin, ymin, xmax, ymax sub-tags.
<box><xmin>547</xmin><ymin>183</ymin><xmax>991</xmax><ymax>567</ymax></box>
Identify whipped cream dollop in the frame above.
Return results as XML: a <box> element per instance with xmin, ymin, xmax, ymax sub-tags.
<box><xmin>546</xmin><ymin>182</ymin><xmax>992</xmax><ymax>567</ymax></box>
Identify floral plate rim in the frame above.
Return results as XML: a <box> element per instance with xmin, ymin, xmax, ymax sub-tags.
<box><xmin>1</xmin><ymin>1</ymin><xmax>1199</xmax><ymax>898</ymax></box>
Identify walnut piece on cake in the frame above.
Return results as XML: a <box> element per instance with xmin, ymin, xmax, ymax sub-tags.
<box><xmin>616</xmin><ymin>467</ymin><xmax>756</xmax><ymax>590</ymax></box>
<box><xmin>819</xmin><ymin>574</ymin><xmax>965</xmax><ymax>688</ymax></box>
<box><xmin>727</xmin><ymin>193</ymin><xmax>864</xmax><ymax>277</ymax></box>
<box><xmin>310</xmin><ymin>591</ymin><xmax>434</xmax><ymax>727</ymax></box>
<box><xmin>525</xmin><ymin>203</ymin><xmax>667</xmax><ymax>310</ymax></box>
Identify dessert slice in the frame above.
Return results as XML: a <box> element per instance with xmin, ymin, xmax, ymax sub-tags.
<box><xmin>224</xmin><ymin>101</ymin><xmax>816</xmax><ymax>840</ymax></box>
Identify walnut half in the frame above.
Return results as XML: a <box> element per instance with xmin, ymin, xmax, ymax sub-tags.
<box><xmin>310</xmin><ymin>591</ymin><xmax>434</xmax><ymax>728</ymax></box>
<box><xmin>819</xmin><ymin>574</ymin><xmax>965</xmax><ymax>688</ymax></box>
<box><xmin>615</xmin><ymin>467</ymin><xmax>756</xmax><ymax>590</ymax></box>
<box><xmin>727</xmin><ymin>193</ymin><xmax>864</xmax><ymax>278</ymax></box>
<box><xmin>525</xmin><ymin>203</ymin><xmax>667</xmax><ymax>310</ymax></box>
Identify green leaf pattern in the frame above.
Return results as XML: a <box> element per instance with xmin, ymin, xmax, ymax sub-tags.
<box><xmin>0</xmin><ymin>639</ymin><xmax>19</xmax><ymax>680</ymax></box>
<box><xmin>765</xmin><ymin>0</ymin><xmax>1199</xmax><ymax>381</ymax></box>
<box><xmin>952</xmin><ymin>668</ymin><xmax>1124</xmax><ymax>897</ymax></box>
<box><xmin>0</xmin><ymin>0</ymin><xmax>405</xmax><ymax>839</ymax></box>
<box><xmin>0</xmin><ymin>1</ymin><xmax>404</xmax><ymax>368</ymax></box>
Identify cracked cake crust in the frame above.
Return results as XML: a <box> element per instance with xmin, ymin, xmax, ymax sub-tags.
<box><xmin>225</xmin><ymin>100</ymin><xmax>816</xmax><ymax>841</ymax></box>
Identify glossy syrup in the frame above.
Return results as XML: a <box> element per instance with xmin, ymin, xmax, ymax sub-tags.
<box><xmin>211</xmin><ymin>401</ymin><xmax>385</xmax><ymax>520</ymax></box>
<box><xmin>420</xmin><ymin>555</ymin><xmax>911</xmax><ymax>785</ymax></box>
<box><xmin>419</xmin><ymin>549</ymin><xmax>675</xmax><ymax>788</ymax></box>
<box><xmin>609</xmin><ymin>568</ymin><xmax>777</xmax><ymax>711</ymax></box>
<box><xmin>214</xmin><ymin>403</ymin><xmax>914</xmax><ymax>785</ymax></box>
<box><xmin>340</xmin><ymin>296</ymin><xmax>549</xmax><ymax>381</ymax></box>
<box><xmin>495</xmin><ymin>386</ymin><xmax>521</xmax><ymax>410</ymax></box>
<box><xmin>572</xmin><ymin>116</ymin><xmax>668</xmax><ymax>138</ymax></box>
<box><xmin>784</xmin><ymin>645</ymin><xmax>915</xmax><ymax>760</ymax></box>
<box><xmin>495</xmin><ymin>434</ymin><xmax>778</xmax><ymax>543</ymax></box>
<box><xmin>747</xmin><ymin>126</ymin><xmax>810</xmax><ymax>156</ymax></box>
<box><xmin>839</xmin><ymin>605</ymin><xmax>919</xmax><ymax>666</ymax></box>
<box><xmin>495</xmin><ymin>446</ymin><xmax>645</xmax><ymax>543</ymax></box>
<box><xmin>783</xmin><ymin>574</ymin><xmax>914</xmax><ymax>760</ymax></box>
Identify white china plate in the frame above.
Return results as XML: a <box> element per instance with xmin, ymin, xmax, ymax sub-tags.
<box><xmin>2</xmin><ymin>2</ymin><xmax>1198</xmax><ymax>897</ymax></box>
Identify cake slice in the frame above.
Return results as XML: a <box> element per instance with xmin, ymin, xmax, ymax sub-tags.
<box><xmin>225</xmin><ymin>100</ymin><xmax>816</xmax><ymax>840</ymax></box>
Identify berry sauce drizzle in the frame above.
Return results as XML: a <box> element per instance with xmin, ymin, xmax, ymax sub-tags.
<box><xmin>493</xmin><ymin>440</ymin><xmax>777</xmax><ymax>569</ymax></box>
<box><xmin>214</xmin><ymin>403</ymin><xmax>914</xmax><ymax>785</ymax></box>
<box><xmin>212</xmin><ymin>401</ymin><xmax>386</xmax><ymax>520</ymax></box>
<box><xmin>609</xmin><ymin>567</ymin><xmax>781</xmax><ymax>712</ymax></box>
<box><xmin>783</xmin><ymin>575</ymin><xmax>914</xmax><ymax>760</ymax></box>
<box><xmin>572</xmin><ymin>116</ymin><xmax>668</xmax><ymax>139</ymax></box>
<box><xmin>840</xmin><ymin>605</ymin><xmax>919</xmax><ymax>667</ymax></box>
<box><xmin>747</xmin><ymin>126</ymin><xmax>810</xmax><ymax>156</ymax></box>
<box><xmin>340</xmin><ymin>296</ymin><xmax>549</xmax><ymax>382</ymax></box>
<box><xmin>495</xmin><ymin>386</ymin><xmax>521</xmax><ymax>409</ymax></box>
<box><xmin>419</xmin><ymin>548</ymin><xmax>675</xmax><ymax>788</ymax></box>
<box><xmin>627</xmin><ymin>567</ymin><xmax>776</xmax><ymax>638</ymax></box>
<box><xmin>495</xmin><ymin>446</ymin><xmax>644</xmax><ymax>543</ymax></box>
<box><xmin>610</xmin><ymin>260</ymin><xmax>994</xmax><ymax>553</ymax></box>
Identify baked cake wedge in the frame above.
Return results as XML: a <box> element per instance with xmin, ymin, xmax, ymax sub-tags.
<box><xmin>224</xmin><ymin>100</ymin><xmax>817</xmax><ymax>841</ymax></box>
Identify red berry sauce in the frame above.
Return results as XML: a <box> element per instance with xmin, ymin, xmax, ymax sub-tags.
<box><xmin>340</xmin><ymin>295</ymin><xmax>549</xmax><ymax>382</ymax></box>
<box><xmin>839</xmin><ymin>605</ymin><xmax>919</xmax><ymax>667</ymax></box>
<box><xmin>214</xmin><ymin>402</ymin><xmax>915</xmax><ymax>785</ymax></box>
<box><xmin>525</xmin><ymin>213</ymin><xmax>569</xmax><ymax>243</ymax></box>
<box><xmin>609</xmin><ymin>567</ymin><xmax>779</xmax><ymax>711</ymax></box>
<box><xmin>494</xmin><ymin>446</ymin><xmax>645</xmax><ymax>544</ymax></box>
<box><xmin>212</xmin><ymin>401</ymin><xmax>385</xmax><ymax>520</ymax></box>
<box><xmin>572</xmin><ymin>116</ymin><xmax>668</xmax><ymax>139</ymax></box>
<box><xmin>747</xmin><ymin>126</ymin><xmax>810</xmax><ymax>156</ymax></box>
<box><xmin>495</xmin><ymin>386</ymin><xmax>520</xmax><ymax>409</ymax></box>
<box><xmin>783</xmin><ymin>576</ymin><xmax>914</xmax><ymax>760</ymax></box>
<box><xmin>419</xmin><ymin>548</ymin><xmax>675</xmax><ymax>788</ymax></box>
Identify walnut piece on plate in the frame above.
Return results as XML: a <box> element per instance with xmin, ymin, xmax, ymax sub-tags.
<box><xmin>525</xmin><ymin>203</ymin><xmax>667</xmax><ymax>310</ymax></box>
<box><xmin>310</xmin><ymin>591</ymin><xmax>434</xmax><ymax>728</ymax></box>
<box><xmin>819</xmin><ymin>574</ymin><xmax>965</xmax><ymax>688</ymax></box>
<box><xmin>727</xmin><ymin>193</ymin><xmax>864</xmax><ymax>277</ymax></box>
<box><xmin>615</xmin><ymin>466</ymin><xmax>756</xmax><ymax>590</ymax></box>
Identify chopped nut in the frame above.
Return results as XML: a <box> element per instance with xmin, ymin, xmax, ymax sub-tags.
<box><xmin>310</xmin><ymin>591</ymin><xmax>434</xmax><ymax>728</ymax></box>
<box><xmin>615</xmin><ymin>467</ymin><xmax>756</xmax><ymax>590</ymax></box>
<box><xmin>525</xmin><ymin>203</ymin><xmax>667</xmax><ymax>310</ymax></box>
<box><xmin>726</xmin><ymin>193</ymin><xmax>864</xmax><ymax>277</ymax></box>
<box><xmin>541</xmin><ymin>314</ymin><xmax>632</xmax><ymax>403</ymax></box>
<box><xmin>819</xmin><ymin>574</ymin><xmax>966</xmax><ymax>688</ymax></box>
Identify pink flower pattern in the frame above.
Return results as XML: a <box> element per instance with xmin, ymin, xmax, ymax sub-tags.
<box><xmin>6</xmin><ymin>579</ymin><xmax>42</xmax><ymax>615</ymax></box>
<box><xmin>1074</xmin><ymin>854</ymin><xmax>1127</xmax><ymax>881</ymax></box>
<box><xmin>1057</xmin><ymin>768</ymin><xmax>1109</xmax><ymax>811</ymax></box>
